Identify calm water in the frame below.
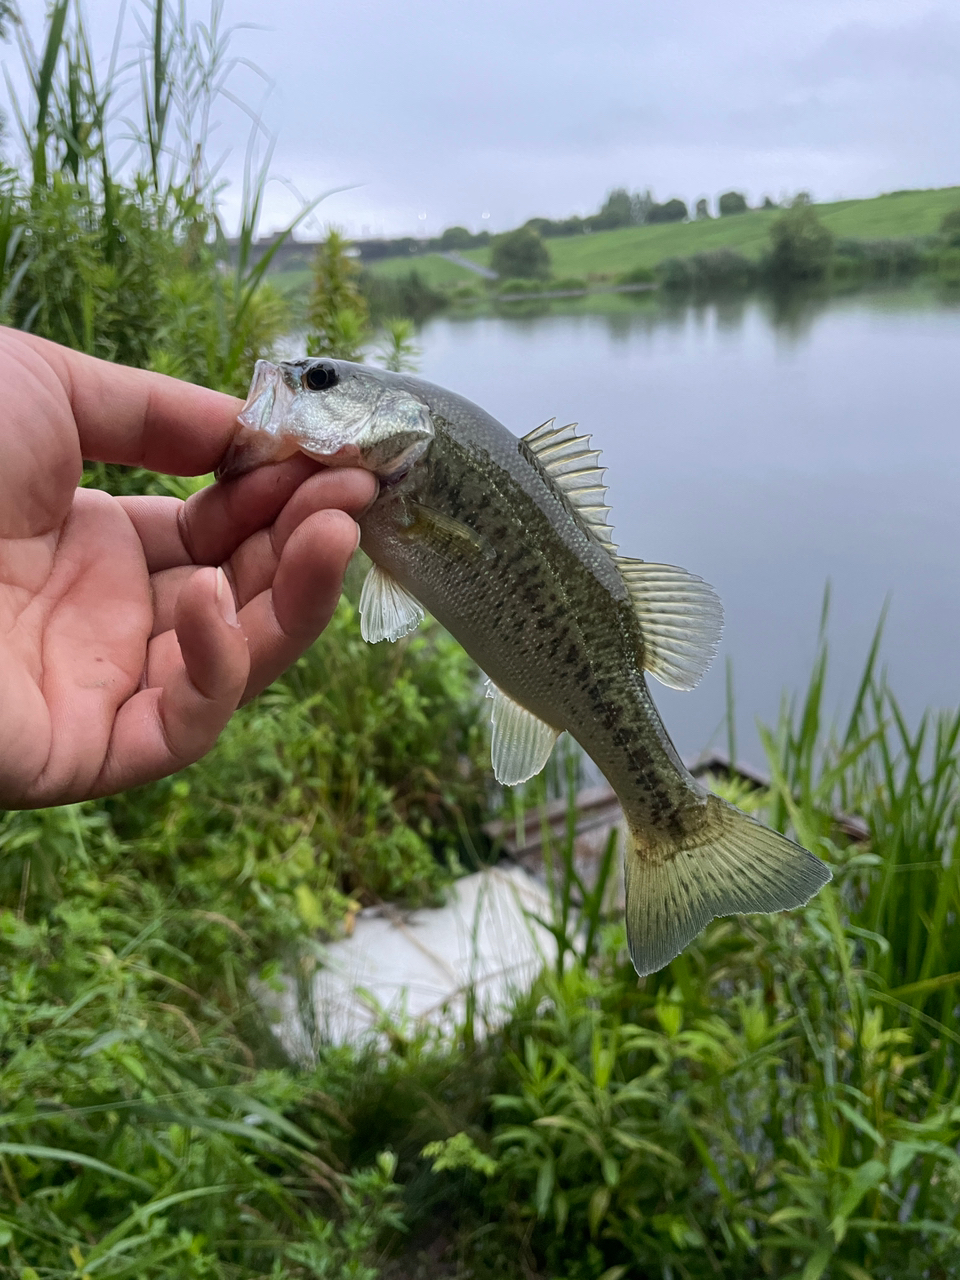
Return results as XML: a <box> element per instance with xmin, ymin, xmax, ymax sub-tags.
<box><xmin>412</xmin><ymin>285</ymin><xmax>960</xmax><ymax>766</ymax></box>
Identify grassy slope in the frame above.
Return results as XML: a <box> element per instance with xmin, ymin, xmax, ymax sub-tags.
<box><xmin>363</xmin><ymin>252</ymin><xmax>483</xmax><ymax>285</ymax></box>
<box><xmin>354</xmin><ymin>186</ymin><xmax>960</xmax><ymax>287</ymax></box>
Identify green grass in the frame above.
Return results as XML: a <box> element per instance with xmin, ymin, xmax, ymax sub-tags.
<box><xmin>364</xmin><ymin>252</ymin><xmax>482</xmax><ymax>286</ymax></box>
<box><xmin>5</xmin><ymin>607</ymin><xmax>960</xmax><ymax>1277</ymax></box>
<box><xmin>273</xmin><ymin>256</ymin><xmax>480</xmax><ymax>311</ymax></box>
<box><xmin>360</xmin><ymin>186</ymin><xmax>960</xmax><ymax>284</ymax></box>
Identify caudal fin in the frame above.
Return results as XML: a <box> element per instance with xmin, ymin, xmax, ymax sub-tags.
<box><xmin>623</xmin><ymin>795</ymin><xmax>831</xmax><ymax>977</ymax></box>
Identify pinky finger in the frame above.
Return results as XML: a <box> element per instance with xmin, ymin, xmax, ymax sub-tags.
<box><xmin>90</xmin><ymin>568</ymin><xmax>250</xmax><ymax>796</ymax></box>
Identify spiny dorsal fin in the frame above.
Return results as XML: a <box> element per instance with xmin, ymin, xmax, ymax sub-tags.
<box><xmin>484</xmin><ymin>679</ymin><xmax>560</xmax><ymax>786</ymax></box>
<box><xmin>522</xmin><ymin>419</ymin><xmax>617</xmax><ymax>555</ymax></box>
<box><xmin>359</xmin><ymin>562</ymin><xmax>424</xmax><ymax>643</ymax></box>
<box><xmin>617</xmin><ymin>559</ymin><xmax>723</xmax><ymax>691</ymax></box>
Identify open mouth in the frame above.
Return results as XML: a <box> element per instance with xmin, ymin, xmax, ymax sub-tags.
<box><xmin>237</xmin><ymin>360</ymin><xmax>296</xmax><ymax>435</ymax></box>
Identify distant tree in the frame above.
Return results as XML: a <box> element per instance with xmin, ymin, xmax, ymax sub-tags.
<box><xmin>588</xmin><ymin>188</ymin><xmax>635</xmax><ymax>231</ymax></box>
<box><xmin>307</xmin><ymin>229</ymin><xmax>370</xmax><ymax>360</ymax></box>
<box><xmin>767</xmin><ymin>201</ymin><xmax>833</xmax><ymax>281</ymax></box>
<box><xmin>647</xmin><ymin>198</ymin><xmax>688</xmax><ymax>224</ymax></box>
<box><xmin>761</xmin><ymin>196</ymin><xmax>778</xmax><ymax>210</ymax></box>
<box><xmin>490</xmin><ymin>226</ymin><xmax>551</xmax><ymax>279</ymax></box>
<box><xmin>438</xmin><ymin>226</ymin><xmax>475</xmax><ymax>250</ymax></box>
<box><xmin>695</xmin><ymin>197</ymin><xmax>711</xmax><ymax>220</ymax></box>
<box><xmin>604</xmin><ymin>188</ymin><xmax>634</xmax><ymax>227</ymax></box>
<box><xmin>718</xmin><ymin>191</ymin><xmax>748</xmax><ymax>216</ymax></box>
<box><xmin>940</xmin><ymin>208</ymin><xmax>960</xmax><ymax>247</ymax></box>
<box><xmin>554</xmin><ymin>215</ymin><xmax>585</xmax><ymax>236</ymax></box>
<box><xmin>631</xmin><ymin>190</ymin><xmax>654</xmax><ymax>225</ymax></box>
<box><xmin>524</xmin><ymin>215</ymin><xmax>586</xmax><ymax>238</ymax></box>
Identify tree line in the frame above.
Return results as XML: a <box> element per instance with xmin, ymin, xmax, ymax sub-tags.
<box><xmin>356</xmin><ymin>186</ymin><xmax>777</xmax><ymax>264</ymax></box>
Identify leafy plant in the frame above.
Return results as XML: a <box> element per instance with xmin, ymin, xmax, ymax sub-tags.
<box><xmin>307</xmin><ymin>228</ymin><xmax>371</xmax><ymax>361</ymax></box>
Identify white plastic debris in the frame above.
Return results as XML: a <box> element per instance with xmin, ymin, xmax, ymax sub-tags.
<box><xmin>256</xmin><ymin>865</ymin><xmax>557</xmax><ymax>1062</ymax></box>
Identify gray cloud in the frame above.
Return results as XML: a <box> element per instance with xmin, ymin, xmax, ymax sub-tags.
<box><xmin>23</xmin><ymin>0</ymin><xmax>960</xmax><ymax>234</ymax></box>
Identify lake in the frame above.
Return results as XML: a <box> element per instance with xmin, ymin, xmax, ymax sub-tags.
<box><xmin>412</xmin><ymin>283</ymin><xmax>960</xmax><ymax>767</ymax></box>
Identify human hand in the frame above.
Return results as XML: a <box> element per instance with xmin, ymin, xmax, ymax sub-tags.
<box><xmin>0</xmin><ymin>329</ymin><xmax>377</xmax><ymax>809</ymax></box>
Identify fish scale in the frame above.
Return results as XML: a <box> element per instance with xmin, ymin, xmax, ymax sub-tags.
<box><xmin>374</xmin><ymin>420</ymin><xmax>696</xmax><ymax>838</ymax></box>
<box><xmin>220</xmin><ymin>356</ymin><xmax>832</xmax><ymax>976</ymax></box>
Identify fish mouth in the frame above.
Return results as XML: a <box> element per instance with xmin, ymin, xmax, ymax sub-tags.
<box><xmin>217</xmin><ymin>360</ymin><xmax>298</xmax><ymax>480</ymax></box>
<box><xmin>237</xmin><ymin>359</ymin><xmax>296</xmax><ymax>434</ymax></box>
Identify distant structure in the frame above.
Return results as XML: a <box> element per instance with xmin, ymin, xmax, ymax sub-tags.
<box><xmin>223</xmin><ymin>232</ymin><xmax>429</xmax><ymax>272</ymax></box>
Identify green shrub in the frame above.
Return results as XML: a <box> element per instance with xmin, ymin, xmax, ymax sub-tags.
<box><xmin>767</xmin><ymin>201</ymin><xmax>834</xmax><ymax>281</ymax></box>
<box><xmin>936</xmin><ymin>247</ymin><xmax>960</xmax><ymax>282</ymax></box>
<box><xmin>830</xmin><ymin>253</ymin><xmax>864</xmax><ymax>282</ymax></box>
<box><xmin>655</xmin><ymin>255</ymin><xmax>693</xmax><ymax>289</ymax></box>
<box><xmin>490</xmin><ymin>227</ymin><xmax>551</xmax><ymax>280</ymax></box>
<box><xmin>617</xmin><ymin>265</ymin><xmax>655</xmax><ymax>285</ymax></box>
<box><xmin>656</xmin><ymin>249</ymin><xmax>755</xmax><ymax>292</ymax></box>
<box><xmin>550</xmin><ymin>275</ymin><xmax>588</xmax><ymax>291</ymax></box>
<box><xmin>496</xmin><ymin>277</ymin><xmax>545</xmax><ymax>294</ymax></box>
<box><xmin>449</xmin><ymin>282</ymin><xmax>482</xmax><ymax>300</ymax></box>
<box><xmin>437</xmin><ymin>225</ymin><xmax>475</xmax><ymax>250</ymax></box>
<box><xmin>833</xmin><ymin>236</ymin><xmax>925</xmax><ymax>279</ymax></box>
<box><xmin>362</xmin><ymin>268</ymin><xmax>447</xmax><ymax>322</ymax></box>
<box><xmin>939</xmin><ymin>206</ymin><xmax>960</xmax><ymax>246</ymax></box>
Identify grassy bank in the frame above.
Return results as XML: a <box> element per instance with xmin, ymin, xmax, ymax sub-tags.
<box><xmin>3</xmin><ymin>622</ymin><xmax>960</xmax><ymax>1277</ymax></box>
<box><xmin>353</xmin><ymin>186</ymin><xmax>960</xmax><ymax>292</ymax></box>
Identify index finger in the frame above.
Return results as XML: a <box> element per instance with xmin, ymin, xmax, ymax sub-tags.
<box><xmin>8</xmin><ymin>329</ymin><xmax>244</xmax><ymax>475</ymax></box>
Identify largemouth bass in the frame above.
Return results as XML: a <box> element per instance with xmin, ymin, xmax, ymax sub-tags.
<box><xmin>220</xmin><ymin>357</ymin><xmax>830</xmax><ymax>975</ymax></box>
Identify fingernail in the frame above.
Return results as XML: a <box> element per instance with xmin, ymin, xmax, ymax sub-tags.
<box><xmin>353</xmin><ymin>521</ymin><xmax>362</xmax><ymax>551</ymax></box>
<box><xmin>216</xmin><ymin>567</ymin><xmax>239</xmax><ymax>626</ymax></box>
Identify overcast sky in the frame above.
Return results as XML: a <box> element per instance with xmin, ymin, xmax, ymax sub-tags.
<box><xmin>11</xmin><ymin>0</ymin><xmax>960</xmax><ymax>237</ymax></box>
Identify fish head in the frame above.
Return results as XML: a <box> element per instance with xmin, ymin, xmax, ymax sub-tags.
<box><xmin>218</xmin><ymin>358</ymin><xmax>435</xmax><ymax>481</ymax></box>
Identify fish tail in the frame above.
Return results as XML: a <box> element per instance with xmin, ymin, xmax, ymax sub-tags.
<box><xmin>623</xmin><ymin>794</ymin><xmax>831</xmax><ymax>977</ymax></box>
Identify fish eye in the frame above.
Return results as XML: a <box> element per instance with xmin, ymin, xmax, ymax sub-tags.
<box><xmin>303</xmin><ymin>363</ymin><xmax>339</xmax><ymax>392</ymax></box>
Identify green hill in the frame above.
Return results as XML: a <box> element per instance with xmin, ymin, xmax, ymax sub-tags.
<box><xmin>362</xmin><ymin>186</ymin><xmax>960</xmax><ymax>288</ymax></box>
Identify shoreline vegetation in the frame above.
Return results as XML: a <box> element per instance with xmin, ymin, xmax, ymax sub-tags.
<box><xmin>258</xmin><ymin>183</ymin><xmax>960</xmax><ymax>323</ymax></box>
<box><xmin>1</xmin><ymin>4</ymin><xmax>959</xmax><ymax>1277</ymax></box>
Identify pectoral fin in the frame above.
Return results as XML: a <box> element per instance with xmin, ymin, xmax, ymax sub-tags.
<box><xmin>617</xmin><ymin>559</ymin><xmax>723</xmax><ymax>691</ymax></box>
<box><xmin>410</xmin><ymin>503</ymin><xmax>496</xmax><ymax>562</ymax></box>
<box><xmin>485</xmin><ymin>679</ymin><xmax>560</xmax><ymax>786</ymax></box>
<box><xmin>359</xmin><ymin>563</ymin><xmax>425</xmax><ymax>643</ymax></box>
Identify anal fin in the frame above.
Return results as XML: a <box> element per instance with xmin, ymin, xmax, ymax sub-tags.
<box><xmin>484</xmin><ymin>679</ymin><xmax>560</xmax><ymax>786</ymax></box>
<box><xmin>359</xmin><ymin>562</ymin><xmax>424</xmax><ymax>643</ymax></box>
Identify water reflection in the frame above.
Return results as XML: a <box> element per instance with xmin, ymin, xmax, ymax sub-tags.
<box><xmin>415</xmin><ymin>283</ymin><xmax>960</xmax><ymax>764</ymax></box>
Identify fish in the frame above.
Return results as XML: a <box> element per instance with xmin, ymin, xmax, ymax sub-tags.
<box><xmin>219</xmin><ymin>356</ymin><xmax>831</xmax><ymax>976</ymax></box>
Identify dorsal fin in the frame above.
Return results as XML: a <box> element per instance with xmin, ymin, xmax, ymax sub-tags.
<box><xmin>616</xmin><ymin>559</ymin><xmax>723</xmax><ymax>691</ymax></box>
<box><xmin>521</xmin><ymin>419</ymin><xmax>617</xmax><ymax>555</ymax></box>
